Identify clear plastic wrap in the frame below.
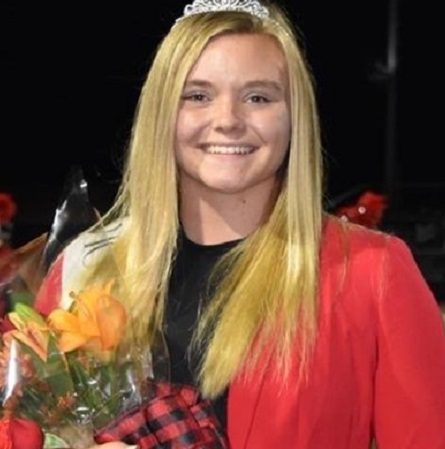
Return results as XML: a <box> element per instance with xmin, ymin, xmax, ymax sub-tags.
<box><xmin>41</xmin><ymin>165</ymin><xmax>99</xmax><ymax>271</ymax></box>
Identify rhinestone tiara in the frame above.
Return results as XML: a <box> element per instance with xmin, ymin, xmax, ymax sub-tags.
<box><xmin>179</xmin><ymin>0</ymin><xmax>270</xmax><ymax>21</ymax></box>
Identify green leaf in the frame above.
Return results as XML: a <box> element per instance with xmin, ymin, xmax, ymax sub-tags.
<box><xmin>13</xmin><ymin>302</ymin><xmax>47</xmax><ymax>325</ymax></box>
<box><xmin>20</xmin><ymin>335</ymin><xmax>74</xmax><ymax>398</ymax></box>
<box><xmin>43</xmin><ymin>432</ymin><xmax>70</xmax><ymax>449</ymax></box>
<box><xmin>8</xmin><ymin>291</ymin><xmax>34</xmax><ymax>308</ymax></box>
<box><xmin>44</xmin><ymin>336</ymin><xmax>75</xmax><ymax>396</ymax></box>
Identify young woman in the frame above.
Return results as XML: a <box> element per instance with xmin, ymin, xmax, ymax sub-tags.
<box><xmin>35</xmin><ymin>1</ymin><xmax>445</xmax><ymax>448</ymax></box>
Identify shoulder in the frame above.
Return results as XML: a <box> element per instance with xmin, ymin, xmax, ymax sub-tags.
<box><xmin>319</xmin><ymin>215</ymin><xmax>424</xmax><ymax>308</ymax></box>
<box><xmin>321</xmin><ymin>215</ymin><xmax>438</xmax><ymax>312</ymax></box>
<box><xmin>321</xmin><ymin>214</ymin><xmax>408</xmax><ymax>265</ymax></box>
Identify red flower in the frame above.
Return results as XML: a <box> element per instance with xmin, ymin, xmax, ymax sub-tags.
<box><xmin>0</xmin><ymin>194</ymin><xmax>17</xmax><ymax>226</ymax></box>
<box><xmin>0</xmin><ymin>416</ymin><xmax>44</xmax><ymax>449</ymax></box>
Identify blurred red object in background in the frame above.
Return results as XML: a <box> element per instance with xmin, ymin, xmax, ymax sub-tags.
<box><xmin>334</xmin><ymin>191</ymin><xmax>388</xmax><ymax>229</ymax></box>
<box><xmin>0</xmin><ymin>193</ymin><xmax>17</xmax><ymax>225</ymax></box>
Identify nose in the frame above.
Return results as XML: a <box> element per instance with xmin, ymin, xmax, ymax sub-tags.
<box><xmin>212</xmin><ymin>95</ymin><xmax>245</xmax><ymax>134</ymax></box>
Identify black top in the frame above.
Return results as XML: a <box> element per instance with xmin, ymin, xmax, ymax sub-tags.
<box><xmin>165</xmin><ymin>229</ymin><xmax>242</xmax><ymax>429</ymax></box>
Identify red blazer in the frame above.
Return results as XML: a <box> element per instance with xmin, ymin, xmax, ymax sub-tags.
<box><xmin>36</xmin><ymin>219</ymin><xmax>445</xmax><ymax>449</ymax></box>
<box><xmin>228</xmin><ymin>219</ymin><xmax>445</xmax><ymax>449</ymax></box>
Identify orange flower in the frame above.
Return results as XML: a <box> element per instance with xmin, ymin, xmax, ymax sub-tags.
<box><xmin>48</xmin><ymin>281</ymin><xmax>126</xmax><ymax>354</ymax></box>
<box><xmin>8</xmin><ymin>307</ymin><xmax>50</xmax><ymax>361</ymax></box>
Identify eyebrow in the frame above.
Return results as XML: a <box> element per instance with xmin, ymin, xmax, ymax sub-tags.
<box><xmin>183</xmin><ymin>79</ymin><xmax>285</xmax><ymax>93</ymax></box>
<box><xmin>183</xmin><ymin>80</ymin><xmax>213</xmax><ymax>89</ymax></box>
<box><xmin>243</xmin><ymin>80</ymin><xmax>284</xmax><ymax>93</ymax></box>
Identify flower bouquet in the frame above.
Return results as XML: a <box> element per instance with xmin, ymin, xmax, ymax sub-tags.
<box><xmin>0</xmin><ymin>280</ymin><xmax>150</xmax><ymax>449</ymax></box>
<box><xmin>0</xmin><ymin>170</ymin><xmax>151</xmax><ymax>448</ymax></box>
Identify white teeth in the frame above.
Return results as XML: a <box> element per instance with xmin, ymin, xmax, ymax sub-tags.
<box><xmin>205</xmin><ymin>145</ymin><xmax>255</xmax><ymax>155</ymax></box>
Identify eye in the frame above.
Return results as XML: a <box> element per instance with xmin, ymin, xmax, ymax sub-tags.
<box><xmin>246</xmin><ymin>94</ymin><xmax>270</xmax><ymax>103</ymax></box>
<box><xmin>181</xmin><ymin>92</ymin><xmax>209</xmax><ymax>102</ymax></box>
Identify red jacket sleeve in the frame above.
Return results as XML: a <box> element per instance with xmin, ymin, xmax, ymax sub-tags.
<box><xmin>374</xmin><ymin>237</ymin><xmax>445</xmax><ymax>448</ymax></box>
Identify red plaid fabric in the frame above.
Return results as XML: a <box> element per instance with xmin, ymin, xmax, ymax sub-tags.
<box><xmin>94</xmin><ymin>381</ymin><xmax>229</xmax><ymax>449</ymax></box>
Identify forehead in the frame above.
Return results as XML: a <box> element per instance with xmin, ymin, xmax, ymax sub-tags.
<box><xmin>186</xmin><ymin>33</ymin><xmax>287</xmax><ymax>83</ymax></box>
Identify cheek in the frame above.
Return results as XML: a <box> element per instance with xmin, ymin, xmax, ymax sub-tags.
<box><xmin>174</xmin><ymin>114</ymin><xmax>199</xmax><ymax>167</ymax></box>
<box><xmin>266</xmin><ymin>111</ymin><xmax>291</xmax><ymax>157</ymax></box>
<box><xmin>255</xmin><ymin>106</ymin><xmax>290</xmax><ymax>139</ymax></box>
<box><xmin>175</xmin><ymin>109</ymin><xmax>205</xmax><ymax>144</ymax></box>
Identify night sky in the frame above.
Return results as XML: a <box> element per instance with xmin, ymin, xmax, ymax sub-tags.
<box><xmin>3</xmin><ymin>1</ymin><xmax>442</xmax><ymax>245</ymax></box>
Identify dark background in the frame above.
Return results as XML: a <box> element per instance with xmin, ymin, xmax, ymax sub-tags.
<box><xmin>3</xmin><ymin>2</ymin><xmax>444</xmax><ymax>301</ymax></box>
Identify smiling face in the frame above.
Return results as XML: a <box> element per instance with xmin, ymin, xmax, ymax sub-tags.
<box><xmin>175</xmin><ymin>32</ymin><xmax>291</xmax><ymax>199</ymax></box>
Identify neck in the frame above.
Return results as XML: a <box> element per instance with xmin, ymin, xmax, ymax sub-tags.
<box><xmin>179</xmin><ymin>180</ymin><xmax>279</xmax><ymax>245</ymax></box>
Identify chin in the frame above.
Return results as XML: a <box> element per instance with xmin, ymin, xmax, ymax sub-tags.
<box><xmin>203</xmin><ymin>182</ymin><xmax>250</xmax><ymax>195</ymax></box>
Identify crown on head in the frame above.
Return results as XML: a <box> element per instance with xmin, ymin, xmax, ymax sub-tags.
<box><xmin>180</xmin><ymin>0</ymin><xmax>270</xmax><ymax>21</ymax></box>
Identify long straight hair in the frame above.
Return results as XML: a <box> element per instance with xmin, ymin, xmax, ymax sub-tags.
<box><xmin>99</xmin><ymin>4</ymin><xmax>323</xmax><ymax>398</ymax></box>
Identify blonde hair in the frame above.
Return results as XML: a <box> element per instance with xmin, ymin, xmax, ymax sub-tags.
<box><xmin>99</xmin><ymin>3</ymin><xmax>323</xmax><ymax>398</ymax></box>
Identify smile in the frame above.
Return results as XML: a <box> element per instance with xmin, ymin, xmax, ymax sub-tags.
<box><xmin>204</xmin><ymin>145</ymin><xmax>256</xmax><ymax>155</ymax></box>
